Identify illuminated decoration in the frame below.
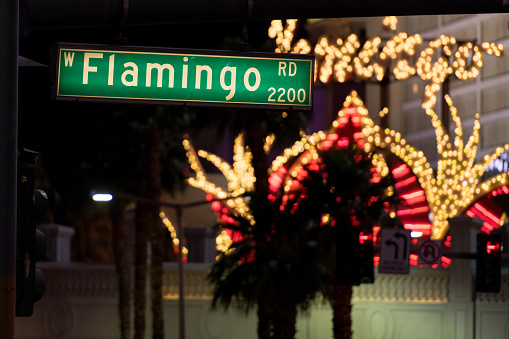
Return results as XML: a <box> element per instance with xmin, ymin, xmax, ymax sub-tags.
<box><xmin>390</xmin><ymin>158</ymin><xmax>431</xmax><ymax>237</ymax></box>
<box><xmin>159</xmin><ymin>211</ymin><xmax>188</xmax><ymax>261</ymax></box>
<box><xmin>466</xmin><ymin>187</ymin><xmax>508</xmax><ymax>233</ymax></box>
<box><xmin>183</xmin><ymin>134</ymin><xmax>260</xmax><ymax>253</ymax></box>
<box><xmin>268</xmin><ymin>19</ymin><xmax>503</xmax><ymax>110</ymax></box>
<box><xmin>382</xmin><ymin>16</ymin><xmax>398</xmax><ymax>31</ymax></box>
<box><xmin>184</xmin><ymin>90</ymin><xmax>509</xmax><ymax>263</ymax></box>
<box><xmin>268</xmin><ymin>19</ymin><xmax>299</xmax><ymax>54</ymax></box>
<box><xmin>183</xmin><ymin>135</ymin><xmax>254</xmax><ymax>222</ymax></box>
<box><xmin>364</xmin><ymin>93</ymin><xmax>509</xmax><ymax>239</ymax></box>
<box><xmin>184</xmin><ymin>91</ymin><xmax>393</xmax><ymax>256</ymax></box>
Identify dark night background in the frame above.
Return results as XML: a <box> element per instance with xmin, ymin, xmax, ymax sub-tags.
<box><xmin>17</xmin><ymin>21</ymin><xmax>287</xmax><ymax>247</ymax></box>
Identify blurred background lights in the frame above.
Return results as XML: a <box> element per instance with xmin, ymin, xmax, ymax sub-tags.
<box><xmin>92</xmin><ymin>193</ymin><xmax>113</xmax><ymax>202</ymax></box>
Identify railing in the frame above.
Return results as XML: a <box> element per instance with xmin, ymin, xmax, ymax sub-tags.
<box><xmin>40</xmin><ymin>262</ymin><xmax>453</xmax><ymax>303</ymax></box>
<box><xmin>17</xmin><ymin>262</ymin><xmax>508</xmax><ymax>339</ymax></box>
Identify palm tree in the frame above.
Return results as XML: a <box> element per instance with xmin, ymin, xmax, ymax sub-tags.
<box><xmin>208</xmin><ymin>186</ymin><xmax>323</xmax><ymax>339</ymax></box>
<box><xmin>207</xmin><ymin>141</ymin><xmax>399</xmax><ymax>339</ymax></box>
<box><xmin>299</xmin><ymin>146</ymin><xmax>399</xmax><ymax>339</ymax></box>
<box><xmin>189</xmin><ymin>103</ymin><xmax>310</xmax><ymax>338</ymax></box>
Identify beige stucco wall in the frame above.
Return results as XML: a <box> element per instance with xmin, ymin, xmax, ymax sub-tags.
<box><xmin>15</xmin><ymin>262</ymin><xmax>508</xmax><ymax>339</ymax></box>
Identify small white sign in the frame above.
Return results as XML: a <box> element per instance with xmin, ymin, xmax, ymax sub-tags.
<box><xmin>379</xmin><ymin>229</ymin><xmax>411</xmax><ymax>274</ymax></box>
<box><xmin>417</xmin><ymin>239</ymin><xmax>442</xmax><ymax>265</ymax></box>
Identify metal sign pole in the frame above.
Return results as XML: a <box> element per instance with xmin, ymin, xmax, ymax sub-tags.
<box><xmin>176</xmin><ymin>205</ymin><xmax>185</xmax><ymax>339</ymax></box>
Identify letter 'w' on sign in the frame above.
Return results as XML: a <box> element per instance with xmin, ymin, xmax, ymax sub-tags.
<box><xmin>53</xmin><ymin>43</ymin><xmax>314</xmax><ymax>110</ymax></box>
<box><xmin>379</xmin><ymin>229</ymin><xmax>411</xmax><ymax>274</ymax></box>
<box><xmin>64</xmin><ymin>52</ymin><xmax>75</xmax><ymax>67</ymax></box>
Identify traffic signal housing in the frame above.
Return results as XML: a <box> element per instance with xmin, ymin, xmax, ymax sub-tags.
<box><xmin>356</xmin><ymin>228</ymin><xmax>375</xmax><ymax>284</ymax></box>
<box><xmin>475</xmin><ymin>233</ymin><xmax>502</xmax><ymax>293</ymax></box>
<box><xmin>336</xmin><ymin>226</ymin><xmax>374</xmax><ymax>285</ymax></box>
<box><xmin>16</xmin><ymin>149</ymin><xmax>48</xmax><ymax>317</ymax></box>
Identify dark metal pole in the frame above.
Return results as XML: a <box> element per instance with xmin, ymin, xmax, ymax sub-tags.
<box><xmin>0</xmin><ymin>0</ymin><xmax>18</xmax><ymax>337</ymax></box>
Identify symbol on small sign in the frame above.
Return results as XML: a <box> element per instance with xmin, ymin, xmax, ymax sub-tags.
<box><xmin>424</xmin><ymin>244</ymin><xmax>435</xmax><ymax>258</ymax></box>
<box><xmin>417</xmin><ymin>239</ymin><xmax>442</xmax><ymax>265</ymax></box>
<box><xmin>385</xmin><ymin>239</ymin><xmax>399</xmax><ymax>259</ymax></box>
<box><xmin>379</xmin><ymin>229</ymin><xmax>411</xmax><ymax>275</ymax></box>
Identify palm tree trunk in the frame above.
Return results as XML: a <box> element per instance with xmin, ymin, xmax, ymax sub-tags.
<box><xmin>146</xmin><ymin>126</ymin><xmax>164</xmax><ymax>339</ymax></box>
<box><xmin>245</xmin><ymin>116</ymin><xmax>299</xmax><ymax>339</ymax></box>
<box><xmin>111</xmin><ymin>199</ymin><xmax>132</xmax><ymax>339</ymax></box>
<box><xmin>150</xmin><ymin>213</ymin><xmax>164</xmax><ymax>339</ymax></box>
<box><xmin>257</xmin><ymin>301</ymin><xmax>271</xmax><ymax>339</ymax></box>
<box><xmin>134</xmin><ymin>203</ymin><xmax>148</xmax><ymax>339</ymax></box>
<box><xmin>135</xmin><ymin>126</ymin><xmax>163</xmax><ymax>339</ymax></box>
<box><xmin>258</xmin><ymin>297</ymin><xmax>297</xmax><ymax>339</ymax></box>
<box><xmin>245</xmin><ymin>117</ymin><xmax>276</xmax><ymax>339</ymax></box>
<box><xmin>331</xmin><ymin>284</ymin><xmax>353</xmax><ymax>339</ymax></box>
<box><xmin>272</xmin><ymin>300</ymin><xmax>297</xmax><ymax>339</ymax></box>
<box><xmin>244</xmin><ymin>115</ymin><xmax>269</xmax><ymax>199</ymax></box>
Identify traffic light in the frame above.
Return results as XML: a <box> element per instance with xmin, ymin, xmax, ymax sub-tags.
<box><xmin>475</xmin><ymin>233</ymin><xmax>502</xmax><ymax>293</ymax></box>
<box><xmin>16</xmin><ymin>149</ymin><xmax>48</xmax><ymax>317</ymax></box>
<box><xmin>336</xmin><ymin>226</ymin><xmax>374</xmax><ymax>285</ymax></box>
<box><xmin>356</xmin><ymin>228</ymin><xmax>375</xmax><ymax>284</ymax></box>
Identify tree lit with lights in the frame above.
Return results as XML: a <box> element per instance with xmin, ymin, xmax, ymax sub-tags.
<box><xmin>185</xmin><ymin>86</ymin><xmax>509</xmax><ymax>262</ymax></box>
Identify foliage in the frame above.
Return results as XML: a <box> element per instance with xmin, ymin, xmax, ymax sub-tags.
<box><xmin>208</xmin><ymin>188</ymin><xmax>323</xmax><ymax>314</ymax></box>
<box><xmin>208</xmin><ymin>144</ymin><xmax>400</xmax><ymax>339</ymax></box>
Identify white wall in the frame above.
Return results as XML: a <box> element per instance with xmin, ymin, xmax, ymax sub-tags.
<box><xmin>15</xmin><ymin>263</ymin><xmax>508</xmax><ymax>339</ymax></box>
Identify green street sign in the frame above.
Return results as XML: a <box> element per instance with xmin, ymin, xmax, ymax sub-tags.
<box><xmin>53</xmin><ymin>44</ymin><xmax>314</xmax><ymax>110</ymax></box>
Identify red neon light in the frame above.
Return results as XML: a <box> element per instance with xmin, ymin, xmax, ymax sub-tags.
<box><xmin>473</xmin><ymin>202</ymin><xmax>501</xmax><ymax>225</ymax></box>
<box><xmin>465</xmin><ymin>210</ymin><xmax>476</xmax><ymax>218</ymax></box>
<box><xmin>337</xmin><ymin>137</ymin><xmax>350</xmax><ymax>148</ymax></box>
<box><xmin>392</xmin><ymin>165</ymin><xmax>411</xmax><ymax>178</ymax></box>
<box><xmin>395</xmin><ymin>176</ymin><xmax>417</xmax><ymax>188</ymax></box>
<box><xmin>489</xmin><ymin>186</ymin><xmax>509</xmax><ymax>198</ymax></box>
<box><xmin>326</xmin><ymin>133</ymin><xmax>339</xmax><ymax>141</ymax></box>
<box><xmin>409</xmin><ymin>254</ymin><xmax>418</xmax><ymax>266</ymax></box>
<box><xmin>397</xmin><ymin>206</ymin><xmax>429</xmax><ymax>216</ymax></box>
<box><xmin>403</xmin><ymin>223</ymin><xmax>432</xmax><ymax>232</ymax></box>
<box><xmin>403</xmin><ymin>223</ymin><xmax>432</xmax><ymax>228</ymax></box>
<box><xmin>441</xmin><ymin>256</ymin><xmax>451</xmax><ymax>267</ymax></box>
<box><xmin>398</xmin><ymin>190</ymin><xmax>427</xmax><ymax>205</ymax></box>
<box><xmin>322</xmin><ymin>134</ymin><xmax>339</xmax><ymax>150</ymax></box>
<box><xmin>481</xmin><ymin>226</ymin><xmax>493</xmax><ymax>234</ymax></box>
<box><xmin>482</xmin><ymin>221</ymin><xmax>496</xmax><ymax>233</ymax></box>
<box><xmin>403</xmin><ymin>195</ymin><xmax>427</xmax><ymax>205</ymax></box>
<box><xmin>444</xmin><ymin>235</ymin><xmax>451</xmax><ymax>248</ymax></box>
<box><xmin>374</xmin><ymin>254</ymin><xmax>380</xmax><ymax>266</ymax></box>
<box><xmin>486</xmin><ymin>241</ymin><xmax>501</xmax><ymax>255</ymax></box>
<box><xmin>211</xmin><ymin>201</ymin><xmax>222</xmax><ymax>212</ymax></box>
<box><xmin>308</xmin><ymin>161</ymin><xmax>320</xmax><ymax>171</ymax></box>
<box><xmin>344</xmin><ymin>107</ymin><xmax>357</xmax><ymax>114</ymax></box>
<box><xmin>359</xmin><ymin>231</ymin><xmax>373</xmax><ymax>245</ymax></box>
<box><xmin>268</xmin><ymin>175</ymin><xmax>283</xmax><ymax>188</ymax></box>
<box><xmin>400</xmin><ymin>190</ymin><xmax>424</xmax><ymax>200</ymax></box>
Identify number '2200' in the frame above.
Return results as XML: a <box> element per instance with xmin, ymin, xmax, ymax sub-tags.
<box><xmin>268</xmin><ymin>87</ymin><xmax>307</xmax><ymax>103</ymax></box>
